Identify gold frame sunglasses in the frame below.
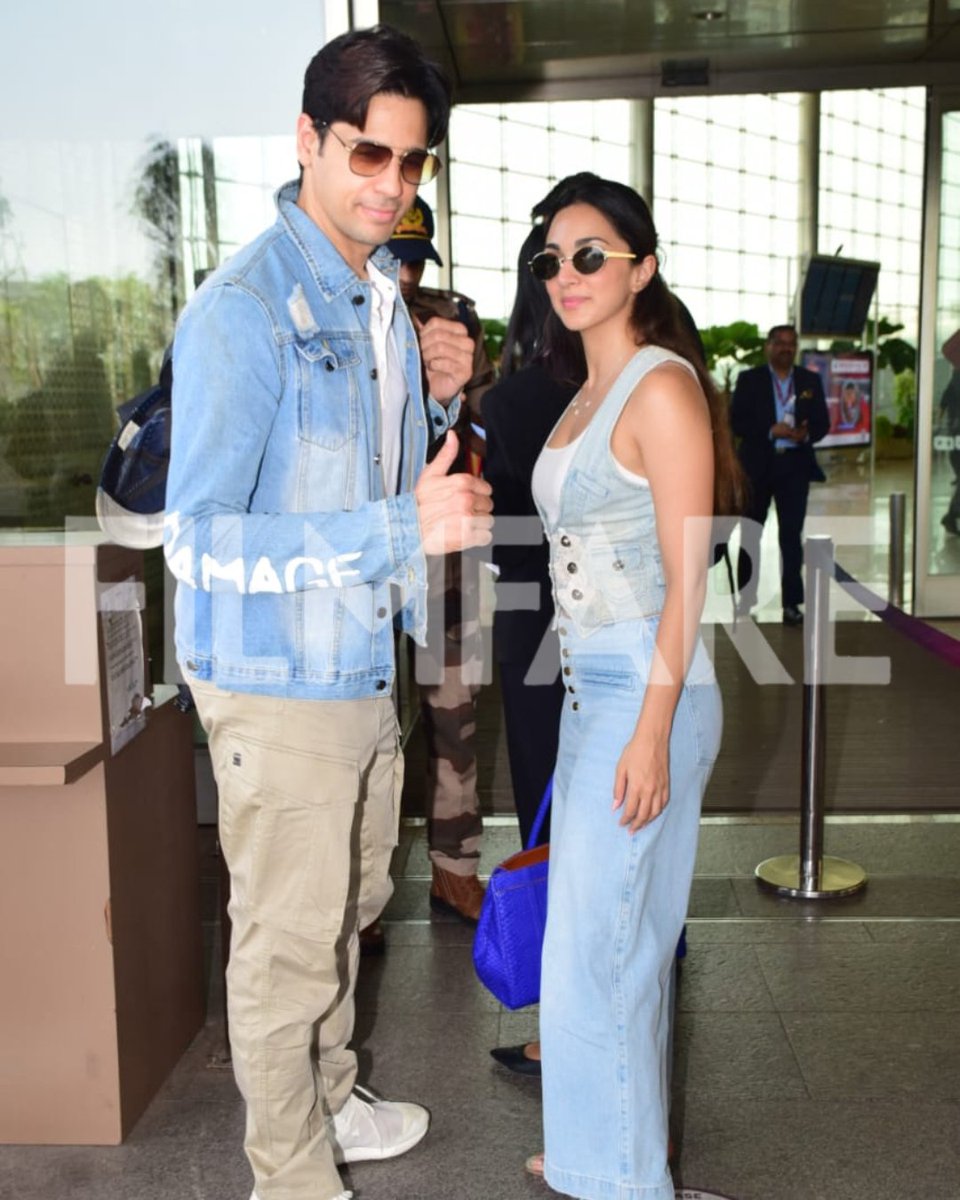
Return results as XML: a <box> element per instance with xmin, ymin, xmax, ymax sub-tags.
<box><xmin>529</xmin><ymin>245</ymin><xmax>637</xmax><ymax>281</ymax></box>
<box><xmin>318</xmin><ymin>123</ymin><xmax>442</xmax><ymax>186</ymax></box>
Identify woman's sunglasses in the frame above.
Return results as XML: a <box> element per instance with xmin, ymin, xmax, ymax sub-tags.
<box><xmin>319</xmin><ymin>123</ymin><xmax>442</xmax><ymax>186</ymax></box>
<box><xmin>528</xmin><ymin>245</ymin><xmax>637</xmax><ymax>282</ymax></box>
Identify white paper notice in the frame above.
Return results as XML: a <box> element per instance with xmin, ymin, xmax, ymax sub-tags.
<box><xmin>100</xmin><ymin>578</ymin><xmax>147</xmax><ymax>754</ymax></box>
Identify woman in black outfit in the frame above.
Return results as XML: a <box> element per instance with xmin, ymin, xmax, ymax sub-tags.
<box><xmin>482</xmin><ymin>224</ymin><xmax>581</xmax><ymax>1077</ymax></box>
<box><xmin>482</xmin><ymin>226</ymin><xmax>578</xmax><ymax>849</ymax></box>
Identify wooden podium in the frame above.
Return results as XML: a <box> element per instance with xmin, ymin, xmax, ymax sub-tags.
<box><xmin>0</xmin><ymin>534</ymin><xmax>204</xmax><ymax>1145</ymax></box>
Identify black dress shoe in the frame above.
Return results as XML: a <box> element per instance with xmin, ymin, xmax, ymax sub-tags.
<box><xmin>359</xmin><ymin>919</ymin><xmax>386</xmax><ymax>957</ymax></box>
<box><xmin>782</xmin><ymin>604</ymin><xmax>803</xmax><ymax>626</ymax></box>
<box><xmin>942</xmin><ymin>512</ymin><xmax>959</xmax><ymax>536</ymax></box>
<box><xmin>490</xmin><ymin>1044</ymin><xmax>542</xmax><ymax>1077</ymax></box>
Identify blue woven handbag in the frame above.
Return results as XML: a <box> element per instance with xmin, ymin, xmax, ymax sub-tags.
<box><xmin>472</xmin><ymin>778</ymin><xmax>551</xmax><ymax>1010</ymax></box>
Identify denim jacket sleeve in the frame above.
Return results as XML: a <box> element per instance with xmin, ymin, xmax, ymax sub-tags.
<box><xmin>163</xmin><ymin>282</ymin><xmax>426</xmax><ymax>596</ymax></box>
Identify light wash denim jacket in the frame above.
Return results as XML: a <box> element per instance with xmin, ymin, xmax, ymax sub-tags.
<box><xmin>164</xmin><ymin>181</ymin><xmax>457</xmax><ymax>699</ymax></box>
<box><xmin>535</xmin><ymin>346</ymin><xmax>699</xmax><ymax>636</ymax></box>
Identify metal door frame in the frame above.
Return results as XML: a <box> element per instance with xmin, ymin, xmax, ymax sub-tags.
<box><xmin>915</xmin><ymin>87</ymin><xmax>960</xmax><ymax>616</ymax></box>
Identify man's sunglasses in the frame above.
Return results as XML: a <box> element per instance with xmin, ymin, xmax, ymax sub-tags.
<box><xmin>318</xmin><ymin>123</ymin><xmax>442</xmax><ymax>186</ymax></box>
<box><xmin>529</xmin><ymin>245</ymin><xmax>637</xmax><ymax>282</ymax></box>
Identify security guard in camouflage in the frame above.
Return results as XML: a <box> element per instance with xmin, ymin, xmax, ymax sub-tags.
<box><xmin>389</xmin><ymin>197</ymin><xmax>495</xmax><ymax>925</ymax></box>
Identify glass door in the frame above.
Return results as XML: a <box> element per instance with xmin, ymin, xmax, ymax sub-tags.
<box><xmin>916</xmin><ymin>90</ymin><xmax>960</xmax><ymax>616</ymax></box>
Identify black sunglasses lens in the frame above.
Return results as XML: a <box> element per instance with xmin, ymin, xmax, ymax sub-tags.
<box><xmin>572</xmin><ymin>246</ymin><xmax>606</xmax><ymax>274</ymax></box>
<box><xmin>349</xmin><ymin>142</ymin><xmax>393</xmax><ymax>175</ymax></box>
<box><xmin>530</xmin><ymin>253</ymin><xmax>560</xmax><ymax>281</ymax></box>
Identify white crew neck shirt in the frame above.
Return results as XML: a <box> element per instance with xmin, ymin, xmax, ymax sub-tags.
<box><xmin>366</xmin><ymin>260</ymin><xmax>406</xmax><ymax>495</ymax></box>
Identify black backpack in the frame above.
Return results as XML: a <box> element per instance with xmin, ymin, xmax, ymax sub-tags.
<box><xmin>96</xmin><ymin>353</ymin><xmax>171</xmax><ymax>549</ymax></box>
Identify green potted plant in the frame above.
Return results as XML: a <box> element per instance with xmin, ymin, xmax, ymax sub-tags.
<box><xmin>699</xmin><ymin>321</ymin><xmax>766</xmax><ymax>397</ymax></box>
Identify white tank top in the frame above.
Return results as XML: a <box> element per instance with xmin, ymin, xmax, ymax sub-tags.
<box><xmin>532</xmin><ymin>431</ymin><xmax>651</xmax><ymax>528</ymax></box>
<box><xmin>531</xmin><ymin>431</ymin><xmax>582</xmax><ymax>528</ymax></box>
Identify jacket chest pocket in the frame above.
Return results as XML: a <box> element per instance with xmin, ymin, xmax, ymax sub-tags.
<box><xmin>295</xmin><ymin>336</ymin><xmax>362</xmax><ymax>449</ymax></box>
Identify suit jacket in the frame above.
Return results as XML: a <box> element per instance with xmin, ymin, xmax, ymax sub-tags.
<box><xmin>730</xmin><ymin>362</ymin><xmax>829</xmax><ymax>485</ymax></box>
<box><xmin>481</xmin><ymin>365</ymin><xmax>576</xmax><ymax>663</ymax></box>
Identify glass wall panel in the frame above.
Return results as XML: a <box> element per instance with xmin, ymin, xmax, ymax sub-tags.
<box><xmin>0</xmin><ymin>2</ymin><xmax>318</xmax><ymax>531</ymax></box>
<box><xmin>446</xmin><ymin>101</ymin><xmax>633</xmax><ymax>321</ymax></box>
<box><xmin>927</xmin><ymin>110</ymin><xmax>960</xmax><ymax>580</ymax></box>
<box><xmin>653</xmin><ymin>93</ymin><xmax>803</xmax><ymax>331</ymax></box>
<box><xmin>819</xmin><ymin>88</ymin><xmax>926</xmax><ymax>339</ymax></box>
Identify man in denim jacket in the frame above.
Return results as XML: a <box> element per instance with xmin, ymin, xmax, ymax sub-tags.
<box><xmin>164</xmin><ymin>26</ymin><xmax>492</xmax><ymax>1200</ymax></box>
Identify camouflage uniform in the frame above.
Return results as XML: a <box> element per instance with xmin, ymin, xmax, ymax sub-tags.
<box><xmin>409</xmin><ymin>286</ymin><xmax>495</xmax><ymax>878</ymax></box>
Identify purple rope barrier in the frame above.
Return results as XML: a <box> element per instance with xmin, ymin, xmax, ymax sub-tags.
<box><xmin>833</xmin><ymin>562</ymin><xmax>960</xmax><ymax>671</ymax></box>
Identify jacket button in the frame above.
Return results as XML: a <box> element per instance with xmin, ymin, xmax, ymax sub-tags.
<box><xmin>612</xmin><ymin>559</ymin><xmax>624</xmax><ymax>571</ymax></box>
<box><xmin>370</xmin><ymin>368</ymin><xmax>378</xmax><ymax>380</ymax></box>
<box><xmin>434</xmin><ymin>415</ymin><xmax>444</xmax><ymax>426</ymax></box>
<box><xmin>376</xmin><ymin>679</ymin><xmax>387</xmax><ymax>691</ymax></box>
<box><xmin>186</xmin><ymin>660</ymin><xmax>198</xmax><ymax>672</ymax></box>
<box><xmin>572</xmin><ymin>701</ymin><xmax>580</xmax><ymax>711</ymax></box>
<box><xmin>571</xmin><ymin>589</ymin><xmax>583</xmax><ymax>601</ymax></box>
<box><xmin>558</xmin><ymin>626</ymin><xmax>568</xmax><ymax>636</ymax></box>
<box><xmin>325</xmin><ymin>361</ymin><xmax>335</xmax><ymax>372</ymax></box>
<box><xmin>560</xmin><ymin>535</ymin><xmax>571</xmax><ymax>547</ymax></box>
<box><xmin>373</xmin><ymin>453</ymin><xmax>382</xmax><ymax>465</ymax></box>
<box><xmin>562</xmin><ymin>648</ymin><xmax>570</xmax><ymax>658</ymax></box>
<box><xmin>567</xmin><ymin>685</ymin><xmax>575</xmax><ymax>694</ymax></box>
<box><xmin>352</xmin><ymin>294</ymin><xmax>365</xmax><ymax>306</ymax></box>
<box><xmin>377</xmin><ymin>607</ymin><xmax>387</xmax><ymax>619</ymax></box>
<box><xmin>563</xmin><ymin>666</ymin><xmax>571</xmax><ymax>676</ymax></box>
<box><xmin>567</xmin><ymin>562</ymin><xmax>577</xmax><ymax>574</ymax></box>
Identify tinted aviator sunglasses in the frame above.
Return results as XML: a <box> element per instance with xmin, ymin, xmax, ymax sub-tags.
<box><xmin>318</xmin><ymin>122</ymin><xmax>442</xmax><ymax>185</ymax></box>
<box><xmin>529</xmin><ymin>245</ymin><xmax>637</xmax><ymax>281</ymax></box>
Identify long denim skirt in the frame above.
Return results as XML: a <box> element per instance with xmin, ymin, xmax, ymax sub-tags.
<box><xmin>540</xmin><ymin>615</ymin><xmax>722</xmax><ymax>1200</ymax></box>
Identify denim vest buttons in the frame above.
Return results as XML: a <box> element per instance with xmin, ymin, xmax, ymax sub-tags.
<box><xmin>535</xmin><ymin>345</ymin><xmax>698</xmax><ymax>637</ymax></box>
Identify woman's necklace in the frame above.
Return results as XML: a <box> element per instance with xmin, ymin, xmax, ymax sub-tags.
<box><xmin>568</xmin><ymin>388</ymin><xmax>595</xmax><ymax>418</ymax></box>
<box><xmin>568</xmin><ymin>350</ymin><xmax>640</xmax><ymax>419</ymax></box>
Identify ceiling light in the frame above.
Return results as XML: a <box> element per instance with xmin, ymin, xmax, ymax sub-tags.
<box><xmin>693</xmin><ymin>9</ymin><xmax>726</xmax><ymax>19</ymax></box>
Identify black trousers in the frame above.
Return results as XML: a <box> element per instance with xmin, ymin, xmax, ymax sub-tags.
<box><xmin>948</xmin><ymin>450</ymin><xmax>960</xmax><ymax>519</ymax></box>
<box><xmin>497</xmin><ymin>655</ymin><xmax>564</xmax><ymax>849</ymax></box>
<box><xmin>737</xmin><ymin>450</ymin><xmax>811</xmax><ymax>609</ymax></box>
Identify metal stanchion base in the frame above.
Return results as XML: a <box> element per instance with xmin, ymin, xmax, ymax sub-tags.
<box><xmin>755</xmin><ymin>854</ymin><xmax>867</xmax><ymax>899</ymax></box>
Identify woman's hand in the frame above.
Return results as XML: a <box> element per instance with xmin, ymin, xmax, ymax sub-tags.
<box><xmin>612</xmin><ymin>727</ymin><xmax>670</xmax><ymax>833</ymax></box>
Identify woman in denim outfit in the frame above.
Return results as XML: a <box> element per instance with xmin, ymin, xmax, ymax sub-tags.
<box><xmin>524</xmin><ymin>174</ymin><xmax>741</xmax><ymax>1199</ymax></box>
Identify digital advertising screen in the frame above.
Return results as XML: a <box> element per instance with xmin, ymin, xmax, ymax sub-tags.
<box><xmin>801</xmin><ymin>350</ymin><xmax>873</xmax><ymax>449</ymax></box>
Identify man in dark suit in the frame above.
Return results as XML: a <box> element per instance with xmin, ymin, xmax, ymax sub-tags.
<box><xmin>732</xmin><ymin>323</ymin><xmax>829</xmax><ymax>625</ymax></box>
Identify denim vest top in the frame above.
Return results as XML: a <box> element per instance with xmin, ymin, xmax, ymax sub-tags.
<box><xmin>534</xmin><ymin>345</ymin><xmax>698</xmax><ymax>637</ymax></box>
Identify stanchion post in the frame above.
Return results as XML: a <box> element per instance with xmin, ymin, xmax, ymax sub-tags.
<box><xmin>798</xmin><ymin>536</ymin><xmax>830</xmax><ymax>892</ymax></box>
<box><xmin>756</xmin><ymin>535</ymin><xmax>868</xmax><ymax>899</ymax></box>
<box><xmin>888</xmin><ymin>492</ymin><xmax>906</xmax><ymax>609</ymax></box>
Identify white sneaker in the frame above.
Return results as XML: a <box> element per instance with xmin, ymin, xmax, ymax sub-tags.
<box><xmin>251</xmin><ymin>1192</ymin><xmax>352</xmax><ymax>1199</ymax></box>
<box><xmin>329</xmin><ymin>1084</ymin><xmax>430</xmax><ymax>1163</ymax></box>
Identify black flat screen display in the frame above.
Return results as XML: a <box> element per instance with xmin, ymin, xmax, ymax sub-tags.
<box><xmin>798</xmin><ymin>255</ymin><xmax>879</xmax><ymax>338</ymax></box>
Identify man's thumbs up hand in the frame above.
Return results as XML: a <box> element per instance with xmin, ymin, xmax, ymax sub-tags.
<box><xmin>414</xmin><ymin>431</ymin><xmax>493</xmax><ymax>555</ymax></box>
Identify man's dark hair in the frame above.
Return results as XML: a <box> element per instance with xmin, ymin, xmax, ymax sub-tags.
<box><xmin>302</xmin><ymin>24</ymin><xmax>452</xmax><ymax>147</ymax></box>
<box><xmin>767</xmin><ymin>323</ymin><xmax>797</xmax><ymax>341</ymax></box>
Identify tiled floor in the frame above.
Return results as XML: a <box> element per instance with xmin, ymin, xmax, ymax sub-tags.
<box><xmin>5</xmin><ymin>818</ymin><xmax>958</xmax><ymax>1200</ymax></box>
<box><xmin>4</xmin><ymin>457</ymin><xmax>959</xmax><ymax>1200</ymax></box>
